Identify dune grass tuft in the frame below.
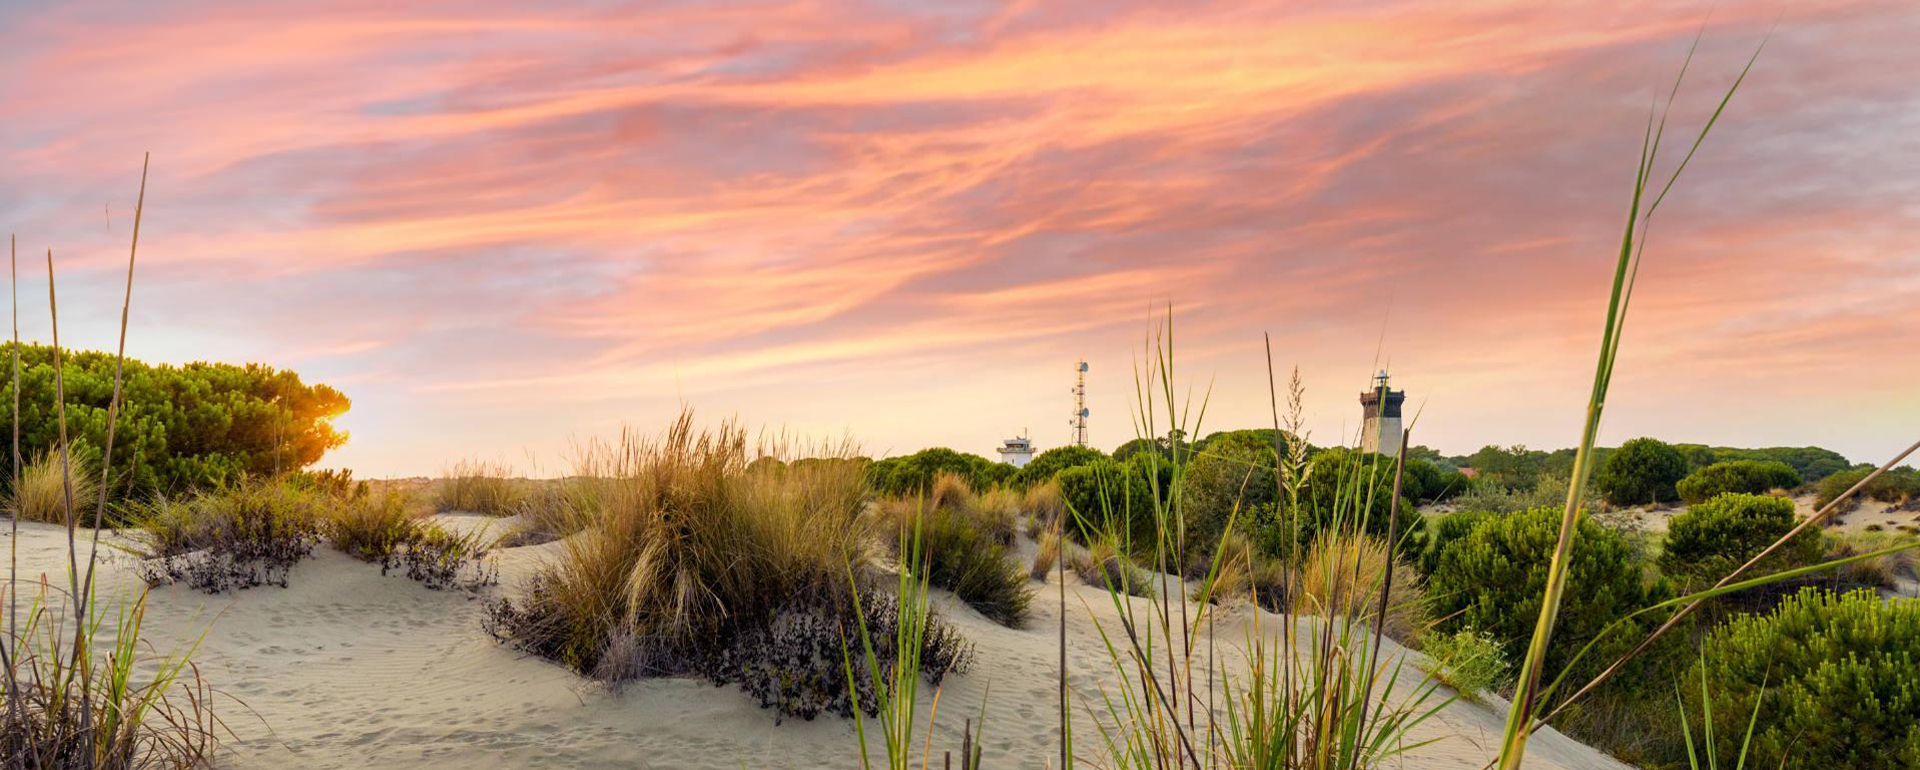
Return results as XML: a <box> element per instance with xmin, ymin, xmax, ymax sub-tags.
<box><xmin>435</xmin><ymin>459</ymin><xmax>523</xmax><ymax>515</ymax></box>
<box><xmin>130</xmin><ymin>477</ymin><xmax>325</xmax><ymax>593</ymax></box>
<box><xmin>9</xmin><ymin>443</ymin><xmax>98</xmax><ymax>524</ymax></box>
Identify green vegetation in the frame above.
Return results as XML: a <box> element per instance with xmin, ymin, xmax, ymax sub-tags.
<box><xmin>1692</xmin><ymin>589</ymin><xmax>1920</xmax><ymax>769</ymax></box>
<box><xmin>867</xmin><ymin>447</ymin><xmax>1012</xmax><ymax>497</ymax></box>
<box><xmin>1012</xmin><ymin>444</ymin><xmax>1104</xmax><ymax>488</ymax></box>
<box><xmin>1675</xmin><ymin>460</ymin><xmax>1802</xmax><ymax>504</ymax></box>
<box><xmin>1420</xmin><ymin>627</ymin><xmax>1512</xmax><ymax>701</ymax></box>
<box><xmin>1678</xmin><ymin>444</ymin><xmax>1852</xmax><ymax>484</ymax></box>
<box><xmin>485</xmin><ymin>415</ymin><xmax>968</xmax><ymax>720</ymax></box>
<box><xmin>1658</xmin><ymin>493</ymin><xmax>1822</xmax><ymax>590</ymax></box>
<box><xmin>1429</xmin><ymin>507</ymin><xmax>1675</xmax><ymax>704</ymax></box>
<box><xmin>131</xmin><ymin>477</ymin><xmax>327</xmax><ymax>593</ymax></box>
<box><xmin>1596</xmin><ymin>437</ymin><xmax>1690</xmax><ymax>506</ymax></box>
<box><xmin>1814</xmin><ymin>465</ymin><xmax>1920</xmax><ymax>509</ymax></box>
<box><xmin>0</xmin><ymin>342</ymin><xmax>346</xmax><ymax>496</ymax></box>
<box><xmin>875</xmin><ymin>476</ymin><xmax>1031</xmax><ymax>626</ymax></box>
<box><xmin>1056</xmin><ymin>457</ymin><xmax>1154</xmax><ymax>547</ymax></box>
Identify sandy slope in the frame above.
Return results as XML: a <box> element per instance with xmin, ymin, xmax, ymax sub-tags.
<box><xmin>0</xmin><ymin>515</ymin><xmax>1629</xmax><ymax>770</ymax></box>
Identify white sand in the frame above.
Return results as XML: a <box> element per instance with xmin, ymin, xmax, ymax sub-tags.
<box><xmin>1</xmin><ymin>517</ymin><xmax>1629</xmax><ymax>770</ymax></box>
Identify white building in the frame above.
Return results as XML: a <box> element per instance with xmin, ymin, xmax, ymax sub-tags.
<box><xmin>1359</xmin><ymin>370</ymin><xmax>1405</xmax><ymax>457</ymax></box>
<box><xmin>997</xmin><ymin>435</ymin><xmax>1035</xmax><ymax>467</ymax></box>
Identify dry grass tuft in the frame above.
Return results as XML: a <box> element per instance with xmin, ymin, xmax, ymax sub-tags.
<box><xmin>436</xmin><ymin>459</ymin><xmax>523</xmax><ymax>516</ymax></box>
<box><xmin>1023</xmin><ymin>480</ymin><xmax>1066</xmax><ymax>532</ymax></box>
<box><xmin>1030</xmin><ymin>530</ymin><xmax>1061</xmax><ymax>581</ymax></box>
<box><xmin>1295</xmin><ymin>532</ymin><xmax>1427</xmax><ymax>641</ymax></box>
<box><xmin>10</xmin><ymin>443</ymin><xmax>98</xmax><ymax>524</ymax></box>
<box><xmin>1071</xmin><ymin>538</ymin><xmax>1155</xmax><ymax>598</ymax></box>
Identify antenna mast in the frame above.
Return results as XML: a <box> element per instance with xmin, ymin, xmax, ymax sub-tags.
<box><xmin>1071</xmin><ymin>360</ymin><xmax>1089</xmax><ymax>447</ymax></box>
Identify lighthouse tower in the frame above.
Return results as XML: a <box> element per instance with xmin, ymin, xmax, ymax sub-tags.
<box><xmin>1359</xmin><ymin>371</ymin><xmax>1405</xmax><ymax>457</ymax></box>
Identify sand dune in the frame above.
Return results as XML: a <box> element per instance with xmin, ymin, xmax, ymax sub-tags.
<box><xmin>2</xmin><ymin>515</ymin><xmax>1628</xmax><ymax>769</ymax></box>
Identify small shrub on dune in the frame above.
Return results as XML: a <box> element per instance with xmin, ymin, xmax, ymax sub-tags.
<box><xmin>435</xmin><ymin>459</ymin><xmax>524</xmax><ymax>515</ymax></box>
<box><xmin>1057</xmin><ymin>459</ymin><xmax>1155</xmax><ymax>548</ymax></box>
<box><xmin>10</xmin><ymin>443</ymin><xmax>99</xmax><ymax>524</ymax></box>
<box><xmin>1674</xmin><ymin>459</ymin><xmax>1801</xmax><ymax>504</ymax></box>
<box><xmin>1691</xmin><ymin>588</ymin><xmax>1920</xmax><ymax>769</ymax></box>
<box><xmin>386</xmin><ymin>524</ymin><xmax>498</xmax><ymax>592</ymax></box>
<box><xmin>880</xmin><ymin>498</ymin><xmax>1031</xmax><ymax>627</ymax></box>
<box><xmin>1294</xmin><ymin>532</ymin><xmax>1426</xmax><ymax>641</ymax></box>
<box><xmin>1071</xmin><ymin>539</ymin><xmax>1155</xmax><ymax>598</ymax></box>
<box><xmin>927</xmin><ymin>471</ymin><xmax>970</xmax><ymax>512</ymax></box>
<box><xmin>132</xmin><ymin>478</ymin><xmax>324</xmax><ymax>593</ymax></box>
<box><xmin>500</xmin><ymin>476</ymin><xmax>602</xmax><ymax>546</ymax></box>
<box><xmin>1416</xmin><ymin>508</ymin><xmax>1493</xmax><ymax>578</ymax></box>
<box><xmin>1826</xmin><ymin>531</ymin><xmax>1920</xmax><ymax>590</ymax></box>
<box><xmin>485</xmin><ymin>413</ymin><xmax>964</xmax><ymax>720</ymax></box>
<box><xmin>1657</xmin><ymin>492</ymin><xmax>1821</xmax><ymax>590</ymax></box>
<box><xmin>1427</xmin><ymin>506</ymin><xmax>1678</xmax><ymax>703</ymax></box>
<box><xmin>968</xmin><ymin>485</ymin><xmax>1021</xmax><ymax>546</ymax></box>
<box><xmin>1418</xmin><ymin>627</ymin><xmax>1511</xmax><ymax>701</ymax></box>
<box><xmin>1815</xmin><ymin>465</ymin><xmax>1920</xmax><ymax>509</ymax></box>
<box><xmin>325</xmin><ymin>490</ymin><xmax>423</xmax><ymax>561</ymax></box>
<box><xmin>1594</xmin><ymin>437</ymin><xmax>1689</xmax><ymax>507</ymax></box>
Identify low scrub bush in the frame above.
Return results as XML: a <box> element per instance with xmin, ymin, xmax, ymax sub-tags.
<box><xmin>10</xmin><ymin>443</ymin><xmax>99</xmax><ymax>524</ymax></box>
<box><xmin>867</xmin><ymin>447</ymin><xmax>1012</xmax><ymax>497</ymax></box>
<box><xmin>1674</xmin><ymin>460</ymin><xmax>1801</xmax><ymax>504</ymax></box>
<box><xmin>1657</xmin><ymin>492</ymin><xmax>1822</xmax><ymax>590</ymax></box>
<box><xmin>1691</xmin><ymin>588</ymin><xmax>1920</xmax><ymax>769</ymax></box>
<box><xmin>1595</xmin><ymin>437</ymin><xmax>1689</xmax><ymax>506</ymax></box>
<box><xmin>1416</xmin><ymin>509</ymin><xmax>1493</xmax><ymax>577</ymax></box>
<box><xmin>385</xmin><ymin>524</ymin><xmax>498</xmax><ymax>592</ymax></box>
<box><xmin>1419</xmin><ymin>627</ymin><xmax>1510</xmax><ymax>701</ymax></box>
<box><xmin>324</xmin><ymin>490</ymin><xmax>422</xmax><ymax>561</ymax></box>
<box><xmin>484</xmin><ymin>414</ymin><xmax>966</xmax><ymax>721</ymax></box>
<box><xmin>1012</xmin><ymin>445</ymin><xmax>1105</xmax><ymax>489</ymax></box>
<box><xmin>878</xmin><ymin>496</ymin><xmax>1031</xmax><ymax>627</ymax></box>
<box><xmin>1451</xmin><ymin>474</ymin><xmax>1588</xmax><ymax>515</ymax></box>
<box><xmin>1814</xmin><ymin>465</ymin><xmax>1920</xmax><ymax>509</ymax></box>
<box><xmin>131</xmin><ymin>478</ymin><xmax>324</xmax><ymax>593</ymax></box>
<box><xmin>1427</xmin><ymin>506</ymin><xmax>1677</xmax><ymax>702</ymax></box>
<box><xmin>1057</xmin><ymin>458</ymin><xmax>1155</xmax><ymax>548</ymax></box>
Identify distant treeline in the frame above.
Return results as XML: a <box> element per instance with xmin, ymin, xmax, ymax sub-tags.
<box><xmin>1415</xmin><ymin>443</ymin><xmax>1852</xmax><ymax>489</ymax></box>
<box><xmin>0</xmin><ymin>343</ymin><xmax>349</xmax><ymax>496</ymax></box>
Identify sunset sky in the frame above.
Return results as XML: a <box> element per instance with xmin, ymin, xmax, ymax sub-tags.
<box><xmin>1</xmin><ymin>0</ymin><xmax>1916</xmax><ymax>477</ymax></box>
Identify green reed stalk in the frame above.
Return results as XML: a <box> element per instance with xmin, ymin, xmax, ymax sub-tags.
<box><xmin>1496</xmin><ymin>36</ymin><xmax>1765</xmax><ymax>769</ymax></box>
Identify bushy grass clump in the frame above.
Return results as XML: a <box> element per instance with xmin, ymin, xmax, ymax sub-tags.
<box><xmin>1295</xmin><ymin>532</ymin><xmax>1426</xmax><ymax>641</ymax></box>
<box><xmin>1675</xmin><ymin>460</ymin><xmax>1801</xmax><ymax>504</ymax></box>
<box><xmin>485</xmin><ymin>413</ymin><xmax>967</xmax><ymax>720</ymax></box>
<box><xmin>1030</xmin><ymin>530</ymin><xmax>1060</xmax><ymax>581</ymax></box>
<box><xmin>10</xmin><ymin>444</ymin><xmax>98</xmax><ymax>524</ymax></box>
<box><xmin>324</xmin><ymin>489</ymin><xmax>422</xmax><ymax>561</ymax></box>
<box><xmin>500</xmin><ymin>476</ymin><xmax>603</xmax><ymax>546</ymax></box>
<box><xmin>1691</xmin><ymin>588</ymin><xmax>1920</xmax><ymax>769</ymax></box>
<box><xmin>1023</xmin><ymin>480</ymin><xmax>1065</xmax><ymax>536</ymax></box>
<box><xmin>131</xmin><ymin>478</ymin><xmax>325</xmax><ymax>593</ymax></box>
<box><xmin>877</xmin><ymin>475</ymin><xmax>1031</xmax><ymax>626</ymax></box>
<box><xmin>435</xmin><ymin>459</ymin><xmax>523</xmax><ymax>515</ymax></box>
<box><xmin>323</xmin><ymin>490</ymin><xmax>496</xmax><ymax>591</ymax></box>
<box><xmin>1070</xmin><ymin>538</ymin><xmax>1154</xmax><ymax>598</ymax></box>
<box><xmin>1419</xmin><ymin>627</ymin><xmax>1511</xmax><ymax>701</ymax></box>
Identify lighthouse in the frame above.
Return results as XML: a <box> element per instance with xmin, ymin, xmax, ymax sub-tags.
<box><xmin>1359</xmin><ymin>371</ymin><xmax>1404</xmax><ymax>457</ymax></box>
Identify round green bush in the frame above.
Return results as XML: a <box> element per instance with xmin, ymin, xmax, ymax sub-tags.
<box><xmin>1417</xmin><ymin>509</ymin><xmax>1494</xmax><ymax>577</ymax></box>
<box><xmin>1180</xmin><ymin>435</ymin><xmax>1278</xmax><ymax>569</ymax></box>
<box><xmin>1057</xmin><ymin>458</ymin><xmax>1155</xmax><ymax>548</ymax></box>
<box><xmin>1675</xmin><ymin>460</ymin><xmax>1802</xmax><ymax>505</ymax></box>
<box><xmin>1657</xmin><ymin>492</ymin><xmax>1820</xmax><ymax>589</ymax></box>
<box><xmin>1012</xmin><ymin>445</ymin><xmax>1106</xmax><ymax>489</ymax></box>
<box><xmin>1692</xmin><ymin>588</ymin><xmax>1920</xmax><ymax>769</ymax></box>
<box><xmin>1285</xmin><ymin>447</ymin><xmax>1420</xmax><ymax>554</ymax></box>
<box><xmin>1596</xmin><ymin>437</ymin><xmax>1690</xmax><ymax>506</ymax></box>
<box><xmin>1428</xmin><ymin>506</ymin><xmax>1673</xmax><ymax>698</ymax></box>
<box><xmin>1814</xmin><ymin>466</ymin><xmax>1920</xmax><ymax>509</ymax></box>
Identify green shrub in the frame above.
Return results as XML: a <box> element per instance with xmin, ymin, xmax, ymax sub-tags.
<box><xmin>886</xmin><ymin>502</ymin><xmax>1031</xmax><ymax>626</ymax></box>
<box><xmin>324</xmin><ymin>490</ymin><xmax>422</xmax><ymax>561</ymax></box>
<box><xmin>0</xmin><ymin>342</ymin><xmax>347</xmax><ymax>496</ymax></box>
<box><xmin>1420</xmin><ymin>627</ymin><xmax>1511</xmax><ymax>700</ymax></box>
<box><xmin>1180</xmin><ymin>434</ymin><xmax>1278</xmax><ymax>571</ymax></box>
<box><xmin>1057</xmin><ymin>458</ymin><xmax>1156</xmax><ymax>549</ymax></box>
<box><xmin>1678</xmin><ymin>444</ymin><xmax>1853</xmax><ymax>484</ymax></box>
<box><xmin>1595</xmin><ymin>437</ymin><xmax>1689</xmax><ymax>506</ymax></box>
<box><xmin>1428</xmin><ymin>506</ymin><xmax>1674</xmax><ymax>701</ymax></box>
<box><xmin>1451</xmin><ymin>474</ymin><xmax>1586</xmax><ymax>515</ymax></box>
<box><xmin>1657</xmin><ymin>493</ymin><xmax>1821</xmax><ymax>589</ymax></box>
<box><xmin>1691</xmin><ymin>588</ymin><xmax>1920</xmax><ymax>769</ymax></box>
<box><xmin>1277</xmin><ymin>447</ymin><xmax>1420</xmax><ymax>555</ymax></box>
<box><xmin>1417</xmin><ymin>509</ymin><xmax>1493</xmax><ymax>577</ymax></box>
<box><xmin>1013</xmin><ymin>445</ymin><xmax>1105</xmax><ymax>488</ymax></box>
<box><xmin>1814</xmin><ymin>466</ymin><xmax>1920</xmax><ymax>509</ymax></box>
<box><xmin>868</xmin><ymin>448</ymin><xmax>1010</xmax><ymax>497</ymax></box>
<box><xmin>131</xmin><ymin>478</ymin><xmax>326</xmax><ymax>593</ymax></box>
<box><xmin>1675</xmin><ymin>460</ymin><xmax>1802</xmax><ymax>504</ymax></box>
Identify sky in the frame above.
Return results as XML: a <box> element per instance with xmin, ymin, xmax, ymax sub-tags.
<box><xmin>0</xmin><ymin>0</ymin><xmax>1916</xmax><ymax>478</ymax></box>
